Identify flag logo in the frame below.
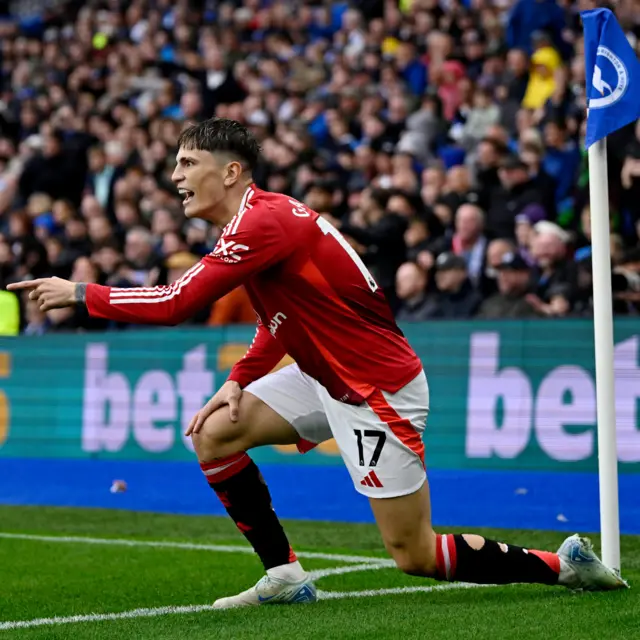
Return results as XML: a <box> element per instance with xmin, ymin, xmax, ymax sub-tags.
<box><xmin>582</xmin><ymin>7</ymin><xmax>640</xmax><ymax>148</ymax></box>
<box><xmin>590</xmin><ymin>46</ymin><xmax>628</xmax><ymax>109</ymax></box>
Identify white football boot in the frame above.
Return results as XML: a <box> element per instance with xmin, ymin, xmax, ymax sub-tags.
<box><xmin>557</xmin><ymin>534</ymin><xmax>629</xmax><ymax>591</ymax></box>
<box><xmin>213</xmin><ymin>561</ymin><xmax>317</xmax><ymax>609</ymax></box>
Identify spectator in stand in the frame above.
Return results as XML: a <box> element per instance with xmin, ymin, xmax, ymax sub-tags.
<box><xmin>542</xmin><ymin>117</ymin><xmax>581</xmax><ymax>210</ymax></box>
<box><xmin>459</xmin><ymin>86</ymin><xmax>502</xmax><ymax>152</ymax></box>
<box><xmin>527</xmin><ymin>220</ymin><xmax>577</xmax><ymax>317</ymax></box>
<box><xmin>18</xmin><ymin>129</ymin><xmax>86</xmax><ymax>205</ymax></box>
<box><xmin>500</xmin><ymin>49</ymin><xmax>530</xmax><ymax>130</ymax></box>
<box><xmin>487</xmin><ymin>155</ymin><xmax>544</xmax><ymax>239</ymax></box>
<box><xmin>395</xmin><ymin>261</ymin><xmax>432</xmax><ymax>322</ymax></box>
<box><xmin>522</xmin><ymin>38</ymin><xmax>562</xmax><ymax>110</ymax></box>
<box><xmin>469</xmin><ymin>137</ymin><xmax>507</xmax><ymax>211</ymax></box>
<box><xmin>394</xmin><ymin>39</ymin><xmax>427</xmax><ymax>96</ymax></box>
<box><xmin>477</xmin><ymin>251</ymin><xmax>541</xmax><ymax>319</ymax></box>
<box><xmin>430</xmin><ymin>203</ymin><xmax>489</xmax><ymax>292</ymax></box>
<box><xmin>519</xmin><ymin>140</ymin><xmax>557</xmax><ymax>219</ymax></box>
<box><xmin>439</xmin><ymin>165</ymin><xmax>479</xmax><ymax>216</ymax></box>
<box><xmin>506</xmin><ymin>0</ymin><xmax>567</xmax><ymax>57</ymax></box>
<box><xmin>339</xmin><ymin>188</ymin><xmax>408</xmax><ymax>312</ymax></box>
<box><xmin>85</xmin><ymin>143</ymin><xmax>126</xmax><ymax>220</ymax></box>
<box><xmin>423</xmin><ymin>252</ymin><xmax>483</xmax><ymax>319</ymax></box>
<box><xmin>515</xmin><ymin>204</ymin><xmax>548</xmax><ymax>266</ymax></box>
<box><xmin>484</xmin><ymin>238</ymin><xmax>518</xmax><ymax>296</ymax></box>
<box><xmin>123</xmin><ymin>226</ymin><xmax>159</xmax><ymax>286</ymax></box>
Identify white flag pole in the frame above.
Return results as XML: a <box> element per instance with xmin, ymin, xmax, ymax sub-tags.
<box><xmin>588</xmin><ymin>136</ymin><xmax>621</xmax><ymax>571</ymax></box>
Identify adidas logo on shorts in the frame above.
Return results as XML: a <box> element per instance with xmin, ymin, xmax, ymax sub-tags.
<box><xmin>360</xmin><ymin>470</ymin><xmax>383</xmax><ymax>488</ymax></box>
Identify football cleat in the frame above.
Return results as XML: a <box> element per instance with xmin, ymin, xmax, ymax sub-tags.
<box><xmin>212</xmin><ymin>574</ymin><xmax>317</xmax><ymax>609</ymax></box>
<box><xmin>557</xmin><ymin>534</ymin><xmax>629</xmax><ymax>591</ymax></box>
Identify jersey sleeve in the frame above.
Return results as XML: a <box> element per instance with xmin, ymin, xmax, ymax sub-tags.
<box><xmin>85</xmin><ymin>208</ymin><xmax>290</xmax><ymax>325</ymax></box>
<box><xmin>227</xmin><ymin>321</ymin><xmax>287</xmax><ymax>388</ymax></box>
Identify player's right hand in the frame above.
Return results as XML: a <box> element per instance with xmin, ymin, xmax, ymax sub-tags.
<box><xmin>185</xmin><ymin>380</ymin><xmax>243</xmax><ymax>436</ymax></box>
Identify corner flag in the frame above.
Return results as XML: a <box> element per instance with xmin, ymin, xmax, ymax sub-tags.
<box><xmin>582</xmin><ymin>8</ymin><xmax>640</xmax><ymax>149</ymax></box>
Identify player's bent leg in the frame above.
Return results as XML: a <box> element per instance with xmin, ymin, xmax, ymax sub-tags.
<box><xmin>327</xmin><ymin>371</ymin><xmax>628</xmax><ymax>593</ymax></box>
<box><xmin>196</xmin><ymin>366</ymin><xmax>331</xmax><ymax>609</ymax></box>
<box><xmin>370</xmin><ymin>482</ymin><xmax>628</xmax><ymax>591</ymax></box>
<box><xmin>191</xmin><ymin>391</ymin><xmax>315</xmax><ymax>609</ymax></box>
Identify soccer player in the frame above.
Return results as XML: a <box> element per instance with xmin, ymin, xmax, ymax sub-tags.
<box><xmin>9</xmin><ymin>118</ymin><xmax>627</xmax><ymax>608</ymax></box>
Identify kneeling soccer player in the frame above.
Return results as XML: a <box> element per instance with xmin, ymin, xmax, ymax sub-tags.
<box><xmin>10</xmin><ymin>117</ymin><xmax>628</xmax><ymax>608</ymax></box>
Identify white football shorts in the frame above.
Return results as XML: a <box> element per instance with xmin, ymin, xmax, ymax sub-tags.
<box><xmin>244</xmin><ymin>364</ymin><xmax>429</xmax><ymax>498</ymax></box>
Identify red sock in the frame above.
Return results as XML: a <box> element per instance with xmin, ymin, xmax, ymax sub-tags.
<box><xmin>201</xmin><ymin>454</ymin><xmax>297</xmax><ymax>569</ymax></box>
<box><xmin>435</xmin><ymin>534</ymin><xmax>458</xmax><ymax>580</ymax></box>
<box><xmin>528</xmin><ymin>549</ymin><xmax>561</xmax><ymax>574</ymax></box>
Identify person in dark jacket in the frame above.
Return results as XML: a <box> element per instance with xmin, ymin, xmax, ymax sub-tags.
<box><xmin>340</xmin><ymin>191</ymin><xmax>408</xmax><ymax>312</ymax></box>
<box><xmin>486</xmin><ymin>154</ymin><xmax>546</xmax><ymax>239</ymax></box>
<box><xmin>395</xmin><ymin>261</ymin><xmax>432</xmax><ymax>322</ymax></box>
<box><xmin>422</xmin><ymin>252</ymin><xmax>483</xmax><ymax>319</ymax></box>
<box><xmin>520</xmin><ymin>145</ymin><xmax>557</xmax><ymax>217</ymax></box>
<box><xmin>476</xmin><ymin>251</ymin><xmax>541</xmax><ymax>318</ymax></box>
<box><xmin>18</xmin><ymin>129</ymin><xmax>87</xmax><ymax>206</ymax></box>
<box><xmin>527</xmin><ymin>220</ymin><xmax>577</xmax><ymax>316</ymax></box>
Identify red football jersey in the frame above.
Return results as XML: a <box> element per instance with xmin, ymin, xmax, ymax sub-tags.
<box><xmin>86</xmin><ymin>186</ymin><xmax>423</xmax><ymax>405</ymax></box>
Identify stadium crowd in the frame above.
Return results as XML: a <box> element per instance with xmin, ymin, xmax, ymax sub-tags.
<box><xmin>0</xmin><ymin>0</ymin><xmax>639</xmax><ymax>334</ymax></box>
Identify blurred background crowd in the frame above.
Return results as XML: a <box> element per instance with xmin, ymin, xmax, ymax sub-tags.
<box><xmin>0</xmin><ymin>0</ymin><xmax>639</xmax><ymax>335</ymax></box>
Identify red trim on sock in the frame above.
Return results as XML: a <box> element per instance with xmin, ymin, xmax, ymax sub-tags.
<box><xmin>446</xmin><ymin>533</ymin><xmax>457</xmax><ymax>579</ymax></box>
<box><xmin>236</xmin><ymin>521</ymin><xmax>252</xmax><ymax>533</ymax></box>
<box><xmin>435</xmin><ymin>534</ymin><xmax>446</xmax><ymax>579</ymax></box>
<box><xmin>288</xmin><ymin>546</ymin><xmax>298</xmax><ymax>563</ymax></box>
<box><xmin>200</xmin><ymin>452</ymin><xmax>246</xmax><ymax>473</ymax></box>
<box><xmin>529</xmin><ymin>550</ymin><xmax>561</xmax><ymax>574</ymax></box>
<box><xmin>216</xmin><ymin>490</ymin><xmax>231</xmax><ymax>508</ymax></box>
<box><xmin>200</xmin><ymin>453</ymin><xmax>251</xmax><ymax>483</ymax></box>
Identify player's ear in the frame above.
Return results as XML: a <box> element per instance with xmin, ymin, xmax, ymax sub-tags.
<box><xmin>223</xmin><ymin>160</ymin><xmax>243</xmax><ymax>187</ymax></box>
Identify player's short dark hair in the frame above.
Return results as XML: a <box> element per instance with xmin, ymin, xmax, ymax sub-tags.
<box><xmin>177</xmin><ymin>118</ymin><xmax>261</xmax><ymax>173</ymax></box>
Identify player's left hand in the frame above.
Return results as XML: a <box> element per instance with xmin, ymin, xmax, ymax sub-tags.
<box><xmin>7</xmin><ymin>277</ymin><xmax>77</xmax><ymax>311</ymax></box>
<box><xmin>185</xmin><ymin>380</ymin><xmax>243</xmax><ymax>436</ymax></box>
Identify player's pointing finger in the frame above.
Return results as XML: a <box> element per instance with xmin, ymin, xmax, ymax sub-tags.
<box><xmin>6</xmin><ymin>279</ymin><xmax>46</xmax><ymax>291</ymax></box>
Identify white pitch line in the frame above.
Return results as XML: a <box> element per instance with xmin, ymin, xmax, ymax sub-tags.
<box><xmin>0</xmin><ymin>584</ymin><xmax>492</xmax><ymax>632</ymax></box>
<box><xmin>0</xmin><ymin>605</ymin><xmax>219</xmax><ymax>631</ymax></box>
<box><xmin>317</xmin><ymin>582</ymin><xmax>493</xmax><ymax>600</ymax></box>
<box><xmin>0</xmin><ymin>532</ymin><xmax>393</xmax><ymax>566</ymax></box>
<box><xmin>308</xmin><ymin>562</ymin><xmax>389</xmax><ymax>580</ymax></box>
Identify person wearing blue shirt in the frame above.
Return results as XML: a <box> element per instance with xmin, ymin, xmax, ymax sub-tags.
<box><xmin>395</xmin><ymin>40</ymin><xmax>428</xmax><ymax>96</ymax></box>
<box><xmin>507</xmin><ymin>0</ymin><xmax>568</xmax><ymax>57</ymax></box>
<box><xmin>542</xmin><ymin>117</ymin><xmax>581</xmax><ymax>208</ymax></box>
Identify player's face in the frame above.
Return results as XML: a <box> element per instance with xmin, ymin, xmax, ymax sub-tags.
<box><xmin>172</xmin><ymin>148</ymin><xmax>225</xmax><ymax>221</ymax></box>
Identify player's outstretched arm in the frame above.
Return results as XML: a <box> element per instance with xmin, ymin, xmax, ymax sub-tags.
<box><xmin>8</xmin><ymin>209</ymin><xmax>294</xmax><ymax>326</ymax></box>
<box><xmin>8</xmin><ymin>257</ymin><xmax>230</xmax><ymax>326</ymax></box>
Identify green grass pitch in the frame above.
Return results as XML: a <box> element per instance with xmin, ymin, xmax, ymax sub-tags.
<box><xmin>0</xmin><ymin>505</ymin><xmax>638</xmax><ymax>639</ymax></box>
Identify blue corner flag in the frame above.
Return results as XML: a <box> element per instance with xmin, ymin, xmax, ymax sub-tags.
<box><xmin>582</xmin><ymin>8</ymin><xmax>640</xmax><ymax>149</ymax></box>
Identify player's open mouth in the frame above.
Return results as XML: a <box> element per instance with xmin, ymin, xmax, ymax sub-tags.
<box><xmin>178</xmin><ymin>188</ymin><xmax>195</xmax><ymax>205</ymax></box>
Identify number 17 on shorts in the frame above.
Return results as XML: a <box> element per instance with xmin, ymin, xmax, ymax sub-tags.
<box><xmin>320</xmin><ymin>372</ymin><xmax>429</xmax><ymax>499</ymax></box>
